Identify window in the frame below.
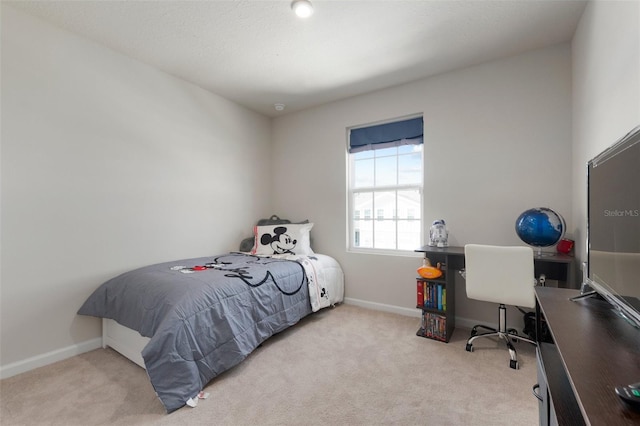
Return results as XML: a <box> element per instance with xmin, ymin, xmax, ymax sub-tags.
<box><xmin>348</xmin><ymin>116</ymin><xmax>423</xmax><ymax>252</ymax></box>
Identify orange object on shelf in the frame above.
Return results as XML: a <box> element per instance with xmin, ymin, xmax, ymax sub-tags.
<box><xmin>417</xmin><ymin>258</ymin><xmax>443</xmax><ymax>279</ymax></box>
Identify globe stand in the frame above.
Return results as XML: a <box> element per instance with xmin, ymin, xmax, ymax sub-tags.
<box><xmin>534</xmin><ymin>247</ymin><xmax>556</xmax><ymax>257</ymax></box>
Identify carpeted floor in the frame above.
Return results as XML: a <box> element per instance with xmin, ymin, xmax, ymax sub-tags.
<box><xmin>0</xmin><ymin>304</ymin><xmax>538</xmax><ymax>425</ymax></box>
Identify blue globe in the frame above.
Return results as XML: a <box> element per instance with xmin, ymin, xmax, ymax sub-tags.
<box><xmin>515</xmin><ymin>208</ymin><xmax>565</xmax><ymax>248</ymax></box>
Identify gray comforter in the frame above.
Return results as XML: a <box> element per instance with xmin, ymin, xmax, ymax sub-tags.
<box><xmin>78</xmin><ymin>253</ymin><xmax>311</xmax><ymax>413</ymax></box>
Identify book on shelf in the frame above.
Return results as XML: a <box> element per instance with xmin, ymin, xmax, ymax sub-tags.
<box><xmin>419</xmin><ymin>311</ymin><xmax>447</xmax><ymax>341</ymax></box>
<box><xmin>442</xmin><ymin>288</ymin><xmax>446</xmax><ymax>311</ymax></box>
<box><xmin>416</xmin><ymin>280</ymin><xmax>447</xmax><ymax>311</ymax></box>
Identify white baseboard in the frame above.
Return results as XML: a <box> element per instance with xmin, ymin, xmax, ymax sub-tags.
<box><xmin>343</xmin><ymin>297</ymin><xmax>420</xmax><ymax>317</ymax></box>
<box><xmin>343</xmin><ymin>297</ymin><xmax>490</xmax><ymax>331</ymax></box>
<box><xmin>456</xmin><ymin>316</ymin><xmax>493</xmax><ymax>331</ymax></box>
<box><xmin>0</xmin><ymin>338</ymin><xmax>102</xmax><ymax>380</ymax></box>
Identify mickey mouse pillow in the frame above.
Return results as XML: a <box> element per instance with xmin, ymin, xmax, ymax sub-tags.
<box><xmin>251</xmin><ymin>223</ymin><xmax>314</xmax><ymax>255</ymax></box>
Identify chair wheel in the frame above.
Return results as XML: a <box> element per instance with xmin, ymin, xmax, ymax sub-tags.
<box><xmin>510</xmin><ymin>359</ymin><xmax>519</xmax><ymax>369</ymax></box>
<box><xmin>466</xmin><ymin>343</ymin><xmax>473</xmax><ymax>352</ymax></box>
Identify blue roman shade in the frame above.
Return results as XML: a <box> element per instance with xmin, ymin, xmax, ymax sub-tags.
<box><xmin>349</xmin><ymin>117</ymin><xmax>423</xmax><ymax>153</ymax></box>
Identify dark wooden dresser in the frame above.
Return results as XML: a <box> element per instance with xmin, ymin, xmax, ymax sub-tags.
<box><xmin>535</xmin><ymin>287</ymin><xmax>640</xmax><ymax>425</ymax></box>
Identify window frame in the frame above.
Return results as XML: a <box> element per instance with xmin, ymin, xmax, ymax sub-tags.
<box><xmin>347</xmin><ymin>117</ymin><xmax>424</xmax><ymax>255</ymax></box>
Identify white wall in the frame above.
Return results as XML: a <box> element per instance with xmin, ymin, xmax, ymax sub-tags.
<box><xmin>0</xmin><ymin>6</ymin><xmax>272</xmax><ymax>375</ymax></box>
<box><xmin>571</xmin><ymin>0</ymin><xmax>640</xmax><ymax>269</ymax></box>
<box><xmin>272</xmin><ymin>45</ymin><xmax>573</xmax><ymax>326</ymax></box>
<box><xmin>5</xmin><ymin>1</ymin><xmax>636</xmax><ymax>378</ymax></box>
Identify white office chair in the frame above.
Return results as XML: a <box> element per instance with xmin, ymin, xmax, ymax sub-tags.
<box><xmin>463</xmin><ymin>244</ymin><xmax>537</xmax><ymax>369</ymax></box>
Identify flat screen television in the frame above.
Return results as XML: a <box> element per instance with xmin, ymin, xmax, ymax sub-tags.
<box><xmin>585</xmin><ymin>125</ymin><xmax>640</xmax><ymax>328</ymax></box>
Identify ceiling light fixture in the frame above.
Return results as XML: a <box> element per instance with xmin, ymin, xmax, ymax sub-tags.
<box><xmin>274</xmin><ymin>103</ymin><xmax>286</xmax><ymax>112</ymax></box>
<box><xmin>291</xmin><ymin>0</ymin><xmax>314</xmax><ymax>18</ymax></box>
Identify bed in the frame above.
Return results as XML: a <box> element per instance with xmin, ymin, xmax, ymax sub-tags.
<box><xmin>78</xmin><ymin>218</ymin><xmax>344</xmax><ymax>413</ymax></box>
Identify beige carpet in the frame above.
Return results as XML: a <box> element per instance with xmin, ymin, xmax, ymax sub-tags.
<box><xmin>0</xmin><ymin>304</ymin><xmax>538</xmax><ymax>425</ymax></box>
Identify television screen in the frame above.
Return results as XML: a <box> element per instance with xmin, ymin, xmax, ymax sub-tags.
<box><xmin>587</xmin><ymin>125</ymin><xmax>640</xmax><ymax>326</ymax></box>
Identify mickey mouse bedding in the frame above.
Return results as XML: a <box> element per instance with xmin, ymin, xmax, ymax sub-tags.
<box><xmin>77</xmin><ymin>220</ymin><xmax>343</xmax><ymax>413</ymax></box>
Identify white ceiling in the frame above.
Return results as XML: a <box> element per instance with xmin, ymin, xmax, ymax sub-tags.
<box><xmin>8</xmin><ymin>0</ymin><xmax>587</xmax><ymax>117</ymax></box>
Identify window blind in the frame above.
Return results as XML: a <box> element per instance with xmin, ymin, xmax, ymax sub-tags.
<box><xmin>349</xmin><ymin>117</ymin><xmax>423</xmax><ymax>153</ymax></box>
